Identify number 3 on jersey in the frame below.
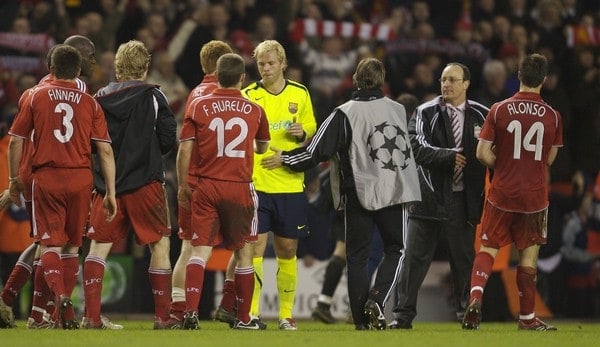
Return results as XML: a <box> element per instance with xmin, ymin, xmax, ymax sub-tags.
<box><xmin>54</xmin><ymin>102</ymin><xmax>74</xmax><ymax>143</ymax></box>
<box><xmin>209</xmin><ymin>117</ymin><xmax>248</xmax><ymax>158</ymax></box>
<box><xmin>507</xmin><ymin>120</ymin><xmax>543</xmax><ymax>161</ymax></box>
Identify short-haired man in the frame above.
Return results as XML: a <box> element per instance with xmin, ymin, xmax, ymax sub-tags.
<box><xmin>262</xmin><ymin>57</ymin><xmax>421</xmax><ymax>330</ymax></box>
<box><xmin>391</xmin><ymin>62</ymin><xmax>489</xmax><ymax>329</ymax></box>
<box><xmin>170</xmin><ymin>40</ymin><xmax>233</xmax><ymax>324</ymax></box>
<box><xmin>7</xmin><ymin>45</ymin><xmax>117</xmax><ymax>329</ymax></box>
<box><xmin>177</xmin><ymin>53</ymin><xmax>270</xmax><ymax>330</ymax></box>
<box><xmin>462</xmin><ymin>53</ymin><xmax>561</xmax><ymax>331</ymax></box>
<box><xmin>0</xmin><ymin>36</ymin><xmax>97</xmax><ymax>329</ymax></box>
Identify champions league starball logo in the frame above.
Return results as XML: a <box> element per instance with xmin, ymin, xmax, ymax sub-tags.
<box><xmin>367</xmin><ymin>121</ymin><xmax>412</xmax><ymax>171</ymax></box>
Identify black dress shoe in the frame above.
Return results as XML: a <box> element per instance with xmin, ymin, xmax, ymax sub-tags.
<box><xmin>388</xmin><ymin>319</ymin><xmax>413</xmax><ymax>329</ymax></box>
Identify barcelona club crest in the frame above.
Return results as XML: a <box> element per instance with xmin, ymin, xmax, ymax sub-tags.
<box><xmin>288</xmin><ymin>102</ymin><xmax>298</xmax><ymax>114</ymax></box>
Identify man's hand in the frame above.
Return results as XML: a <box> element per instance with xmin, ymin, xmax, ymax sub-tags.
<box><xmin>455</xmin><ymin>152</ymin><xmax>467</xmax><ymax>171</ymax></box>
<box><xmin>286</xmin><ymin>116</ymin><xmax>305</xmax><ymax>141</ymax></box>
<box><xmin>261</xmin><ymin>146</ymin><xmax>283</xmax><ymax>170</ymax></box>
<box><xmin>0</xmin><ymin>189</ymin><xmax>11</xmax><ymax>210</ymax></box>
<box><xmin>8</xmin><ymin>179</ymin><xmax>24</xmax><ymax>207</ymax></box>
<box><xmin>178</xmin><ymin>185</ymin><xmax>192</xmax><ymax>210</ymax></box>
<box><xmin>103</xmin><ymin>194</ymin><xmax>117</xmax><ymax>222</ymax></box>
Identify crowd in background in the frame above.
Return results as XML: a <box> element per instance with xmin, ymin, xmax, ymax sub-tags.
<box><xmin>0</xmin><ymin>0</ymin><xmax>599</xmax><ymax>319</ymax></box>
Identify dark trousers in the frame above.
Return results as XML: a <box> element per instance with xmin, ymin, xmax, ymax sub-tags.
<box><xmin>344</xmin><ymin>190</ymin><xmax>407</xmax><ymax>326</ymax></box>
<box><xmin>393</xmin><ymin>192</ymin><xmax>475</xmax><ymax>323</ymax></box>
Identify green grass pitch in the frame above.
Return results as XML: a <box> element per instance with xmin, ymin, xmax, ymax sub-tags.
<box><xmin>2</xmin><ymin>320</ymin><xmax>600</xmax><ymax>347</ymax></box>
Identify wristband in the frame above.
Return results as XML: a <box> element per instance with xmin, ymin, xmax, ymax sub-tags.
<box><xmin>9</xmin><ymin>176</ymin><xmax>19</xmax><ymax>183</ymax></box>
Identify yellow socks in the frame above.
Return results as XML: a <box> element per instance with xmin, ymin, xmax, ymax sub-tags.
<box><xmin>250</xmin><ymin>257</ymin><xmax>263</xmax><ymax>317</ymax></box>
<box><xmin>277</xmin><ymin>256</ymin><xmax>297</xmax><ymax>319</ymax></box>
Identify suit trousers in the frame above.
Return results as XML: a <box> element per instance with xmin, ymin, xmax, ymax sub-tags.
<box><xmin>392</xmin><ymin>192</ymin><xmax>475</xmax><ymax>323</ymax></box>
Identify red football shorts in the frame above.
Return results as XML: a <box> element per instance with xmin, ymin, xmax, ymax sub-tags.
<box><xmin>479</xmin><ymin>200</ymin><xmax>548</xmax><ymax>251</ymax></box>
<box><xmin>190</xmin><ymin>178</ymin><xmax>258</xmax><ymax>250</ymax></box>
<box><xmin>32</xmin><ymin>168</ymin><xmax>93</xmax><ymax>247</ymax></box>
<box><xmin>87</xmin><ymin>181</ymin><xmax>171</xmax><ymax>245</ymax></box>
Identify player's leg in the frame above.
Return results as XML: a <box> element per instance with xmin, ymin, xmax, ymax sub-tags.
<box><xmin>148</xmin><ymin>236</ymin><xmax>173</xmax><ymax>325</ymax></box>
<box><xmin>0</xmin><ymin>242</ymin><xmax>36</xmax><ymax>328</ymax></box>
<box><xmin>82</xmin><ymin>191</ymin><xmax>126</xmax><ymax>329</ymax></box>
<box><xmin>215</xmin><ymin>253</ymin><xmax>237</xmax><ymax>326</ymax></box>
<box><xmin>273</xmin><ymin>192</ymin><xmax>310</xmax><ymax>330</ymax></box>
<box><xmin>313</xmin><ymin>239</ymin><xmax>346</xmax><ymax>324</ymax></box>
<box><xmin>28</xmin><ymin>244</ymin><xmax>55</xmax><ymax>328</ymax></box>
<box><xmin>171</xmin><ymin>199</ymin><xmax>193</xmax><ymax>322</ymax></box>
<box><xmin>232</xmin><ymin>243</ymin><xmax>260</xmax><ymax>329</ymax></box>
<box><xmin>515</xmin><ymin>210</ymin><xmax>556</xmax><ymax>331</ymax></box>
<box><xmin>250</xmin><ymin>191</ymin><xmax>272</xmax><ymax>321</ymax></box>
<box><xmin>221</xmin><ymin>180</ymin><xmax>261</xmax><ymax>330</ymax></box>
<box><xmin>273</xmin><ymin>235</ymin><xmax>299</xmax><ymax>330</ymax></box>
<box><xmin>183</xmin><ymin>244</ymin><xmax>212</xmax><ymax>330</ymax></box>
<box><xmin>82</xmin><ymin>240</ymin><xmax>113</xmax><ymax>327</ymax></box>
<box><xmin>462</xmin><ymin>202</ymin><xmax>504</xmax><ymax>330</ymax></box>
<box><xmin>250</xmin><ymin>233</ymin><xmax>268</xmax><ymax>319</ymax></box>
<box><xmin>171</xmin><ymin>239</ymin><xmax>191</xmax><ymax>321</ymax></box>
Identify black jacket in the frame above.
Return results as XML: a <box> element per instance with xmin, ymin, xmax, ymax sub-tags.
<box><xmin>93</xmin><ymin>81</ymin><xmax>177</xmax><ymax>194</ymax></box>
<box><xmin>408</xmin><ymin>96</ymin><xmax>488</xmax><ymax>224</ymax></box>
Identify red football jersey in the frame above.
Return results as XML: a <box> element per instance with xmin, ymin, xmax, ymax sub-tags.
<box><xmin>182</xmin><ymin>75</ymin><xmax>219</xmax><ymax>188</ymax></box>
<box><xmin>479</xmin><ymin>91</ymin><xmax>563</xmax><ymax>213</ymax></box>
<box><xmin>180</xmin><ymin>88</ymin><xmax>270</xmax><ymax>182</ymax></box>
<box><xmin>16</xmin><ymin>76</ymin><xmax>89</xmax><ymax>185</ymax></box>
<box><xmin>184</xmin><ymin>75</ymin><xmax>218</xmax><ymax>109</ymax></box>
<box><xmin>9</xmin><ymin>79</ymin><xmax>110</xmax><ymax>171</ymax></box>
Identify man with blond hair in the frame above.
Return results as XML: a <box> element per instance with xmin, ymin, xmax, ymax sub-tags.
<box><xmin>241</xmin><ymin>39</ymin><xmax>317</xmax><ymax>330</ymax></box>
<box><xmin>82</xmin><ymin>40</ymin><xmax>177</xmax><ymax>329</ymax></box>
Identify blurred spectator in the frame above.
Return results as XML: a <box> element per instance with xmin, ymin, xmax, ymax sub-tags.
<box><xmin>230</xmin><ymin>13</ymin><xmax>279</xmax><ymax>80</ymax></box>
<box><xmin>490</xmin><ymin>14</ymin><xmax>511</xmax><ymax>57</ymax></box>
<box><xmin>11</xmin><ymin>17</ymin><xmax>31</xmax><ymax>34</ymax></box>
<box><xmin>568</xmin><ymin>46</ymin><xmax>600</xmax><ymax>176</ymax></box>
<box><xmin>538</xmin><ymin>170</ymin><xmax>585</xmax><ymax>317</ymax></box>
<box><xmin>135</xmin><ymin>27</ymin><xmax>156</xmax><ymax>53</ymax></box>
<box><xmin>473</xmin><ymin>19</ymin><xmax>495</xmax><ymax>51</ymax></box>
<box><xmin>89</xmin><ymin>50</ymin><xmax>116</xmax><ymax>95</ymax></box>
<box><xmin>561</xmin><ymin>192</ymin><xmax>600</xmax><ymax>317</ymax></box>
<box><xmin>542</xmin><ymin>64</ymin><xmax>574</xmax><ymax>182</ymax></box>
<box><xmin>498</xmin><ymin>42</ymin><xmax>520</xmax><ymax>94</ymax></box>
<box><xmin>298</xmin><ymin>36</ymin><xmax>357</xmax><ymax>123</ymax></box>
<box><xmin>472</xmin><ymin>0</ymin><xmax>497</xmax><ymax>23</ymax></box>
<box><xmin>472</xmin><ymin>59</ymin><xmax>511</xmax><ymax>107</ymax></box>
<box><xmin>174</xmin><ymin>2</ymin><xmax>231</xmax><ymax>89</ymax></box>
<box><xmin>143</xmin><ymin>12</ymin><xmax>169</xmax><ymax>52</ymax></box>
<box><xmin>502</xmin><ymin>0</ymin><xmax>535</xmax><ymax>28</ymax></box>
<box><xmin>508</xmin><ymin>23</ymin><xmax>530</xmax><ymax>57</ymax></box>
<box><xmin>90</xmin><ymin>0</ymin><xmax>129</xmax><ymax>53</ymax></box>
<box><xmin>317</xmin><ymin>0</ymin><xmax>356</xmax><ymax>22</ymax></box>
<box><xmin>404</xmin><ymin>62</ymin><xmax>437</xmax><ymax>102</ymax></box>
<box><xmin>534</xmin><ymin>0</ymin><xmax>568</xmax><ymax>64</ymax></box>
<box><xmin>146</xmin><ymin>51</ymin><xmax>189</xmax><ymax>125</ymax></box>
<box><xmin>396</xmin><ymin>92</ymin><xmax>419</xmax><ymax>120</ymax></box>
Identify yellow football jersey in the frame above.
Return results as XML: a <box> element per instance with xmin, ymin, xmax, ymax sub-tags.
<box><xmin>243</xmin><ymin>80</ymin><xmax>317</xmax><ymax>193</ymax></box>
